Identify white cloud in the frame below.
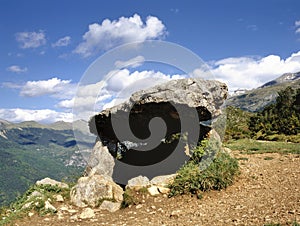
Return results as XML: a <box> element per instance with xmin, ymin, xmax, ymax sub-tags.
<box><xmin>295</xmin><ymin>20</ymin><xmax>300</xmax><ymax>34</ymax></box>
<box><xmin>247</xmin><ymin>24</ymin><xmax>258</xmax><ymax>31</ymax></box>
<box><xmin>115</xmin><ymin>56</ymin><xmax>145</xmax><ymax>69</ymax></box>
<box><xmin>0</xmin><ymin>108</ymin><xmax>73</xmax><ymax>123</ymax></box>
<box><xmin>20</xmin><ymin>77</ymin><xmax>74</xmax><ymax>97</ymax></box>
<box><xmin>74</xmin><ymin>14</ymin><xmax>166</xmax><ymax>57</ymax></box>
<box><xmin>194</xmin><ymin>51</ymin><xmax>300</xmax><ymax>92</ymax></box>
<box><xmin>6</xmin><ymin>65</ymin><xmax>28</xmax><ymax>73</ymax></box>
<box><xmin>60</xmin><ymin>68</ymin><xmax>185</xmax><ymax>121</ymax></box>
<box><xmin>52</xmin><ymin>36</ymin><xmax>71</xmax><ymax>47</ymax></box>
<box><xmin>105</xmin><ymin>69</ymin><xmax>182</xmax><ymax>93</ymax></box>
<box><xmin>15</xmin><ymin>31</ymin><xmax>46</xmax><ymax>49</ymax></box>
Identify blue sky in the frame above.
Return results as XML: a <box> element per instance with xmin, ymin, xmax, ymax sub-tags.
<box><xmin>1</xmin><ymin>0</ymin><xmax>300</xmax><ymax>123</ymax></box>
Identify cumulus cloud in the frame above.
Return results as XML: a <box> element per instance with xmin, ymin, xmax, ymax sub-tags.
<box><xmin>6</xmin><ymin>65</ymin><xmax>28</xmax><ymax>73</ymax></box>
<box><xmin>52</xmin><ymin>36</ymin><xmax>71</xmax><ymax>47</ymax></box>
<box><xmin>60</xmin><ymin>68</ymin><xmax>185</xmax><ymax>120</ymax></box>
<box><xmin>19</xmin><ymin>77</ymin><xmax>75</xmax><ymax>98</ymax></box>
<box><xmin>74</xmin><ymin>14</ymin><xmax>166</xmax><ymax>57</ymax></box>
<box><xmin>15</xmin><ymin>31</ymin><xmax>46</xmax><ymax>49</ymax></box>
<box><xmin>115</xmin><ymin>56</ymin><xmax>145</xmax><ymax>69</ymax></box>
<box><xmin>193</xmin><ymin>51</ymin><xmax>300</xmax><ymax>92</ymax></box>
<box><xmin>0</xmin><ymin>108</ymin><xmax>73</xmax><ymax>123</ymax></box>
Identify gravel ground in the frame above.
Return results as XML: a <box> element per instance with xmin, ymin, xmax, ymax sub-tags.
<box><xmin>13</xmin><ymin>151</ymin><xmax>300</xmax><ymax>226</ymax></box>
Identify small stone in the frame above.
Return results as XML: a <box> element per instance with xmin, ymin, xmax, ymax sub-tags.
<box><xmin>60</xmin><ymin>206</ymin><xmax>68</xmax><ymax>211</ymax></box>
<box><xmin>147</xmin><ymin>186</ymin><xmax>160</xmax><ymax>196</ymax></box>
<box><xmin>157</xmin><ymin>186</ymin><xmax>170</xmax><ymax>194</ymax></box>
<box><xmin>22</xmin><ymin>201</ymin><xmax>33</xmax><ymax>209</ymax></box>
<box><xmin>126</xmin><ymin>176</ymin><xmax>150</xmax><ymax>191</ymax></box>
<box><xmin>36</xmin><ymin>177</ymin><xmax>68</xmax><ymax>189</ymax></box>
<box><xmin>150</xmin><ymin>174</ymin><xmax>177</xmax><ymax>187</ymax></box>
<box><xmin>67</xmin><ymin>209</ymin><xmax>78</xmax><ymax>213</ymax></box>
<box><xmin>158</xmin><ymin>208</ymin><xmax>164</xmax><ymax>213</ymax></box>
<box><xmin>28</xmin><ymin>212</ymin><xmax>34</xmax><ymax>217</ymax></box>
<box><xmin>135</xmin><ymin>204</ymin><xmax>143</xmax><ymax>209</ymax></box>
<box><xmin>44</xmin><ymin>218</ymin><xmax>50</xmax><ymax>221</ymax></box>
<box><xmin>100</xmin><ymin>200</ymin><xmax>121</xmax><ymax>212</ymax></box>
<box><xmin>29</xmin><ymin>191</ymin><xmax>42</xmax><ymax>198</ymax></box>
<box><xmin>151</xmin><ymin>205</ymin><xmax>156</xmax><ymax>209</ymax></box>
<box><xmin>44</xmin><ymin>200</ymin><xmax>57</xmax><ymax>212</ymax></box>
<box><xmin>70</xmin><ymin>215</ymin><xmax>78</xmax><ymax>221</ymax></box>
<box><xmin>79</xmin><ymin>208</ymin><xmax>95</xmax><ymax>219</ymax></box>
<box><xmin>170</xmin><ymin>210</ymin><xmax>181</xmax><ymax>218</ymax></box>
<box><xmin>57</xmin><ymin>211</ymin><xmax>64</xmax><ymax>220</ymax></box>
<box><xmin>55</xmin><ymin>194</ymin><xmax>64</xmax><ymax>202</ymax></box>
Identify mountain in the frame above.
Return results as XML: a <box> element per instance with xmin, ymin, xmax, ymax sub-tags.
<box><xmin>226</xmin><ymin>72</ymin><xmax>300</xmax><ymax>112</ymax></box>
<box><xmin>0</xmin><ymin>120</ymin><xmax>95</xmax><ymax>207</ymax></box>
<box><xmin>260</xmin><ymin>71</ymin><xmax>300</xmax><ymax>88</ymax></box>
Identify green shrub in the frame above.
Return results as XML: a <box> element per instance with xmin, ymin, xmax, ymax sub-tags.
<box><xmin>168</xmin><ymin>139</ymin><xmax>239</xmax><ymax>198</ymax></box>
<box><xmin>121</xmin><ymin>189</ymin><xmax>137</xmax><ymax>209</ymax></box>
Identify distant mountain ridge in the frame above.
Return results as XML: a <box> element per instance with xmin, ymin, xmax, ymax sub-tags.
<box><xmin>260</xmin><ymin>71</ymin><xmax>300</xmax><ymax>88</ymax></box>
<box><xmin>227</xmin><ymin>71</ymin><xmax>300</xmax><ymax>112</ymax></box>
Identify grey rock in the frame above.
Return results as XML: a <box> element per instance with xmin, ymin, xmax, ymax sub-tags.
<box><xmin>55</xmin><ymin>194</ymin><xmax>64</xmax><ymax>202</ymax></box>
<box><xmin>147</xmin><ymin>186</ymin><xmax>160</xmax><ymax>196</ymax></box>
<box><xmin>150</xmin><ymin>174</ymin><xmax>177</xmax><ymax>187</ymax></box>
<box><xmin>85</xmin><ymin>140</ymin><xmax>115</xmax><ymax>177</ymax></box>
<box><xmin>126</xmin><ymin>176</ymin><xmax>150</xmax><ymax>191</ymax></box>
<box><xmin>157</xmin><ymin>186</ymin><xmax>170</xmax><ymax>194</ymax></box>
<box><xmin>99</xmin><ymin>200</ymin><xmax>121</xmax><ymax>212</ymax></box>
<box><xmin>79</xmin><ymin>208</ymin><xmax>95</xmax><ymax>219</ymax></box>
<box><xmin>70</xmin><ymin>174</ymin><xmax>123</xmax><ymax>208</ymax></box>
<box><xmin>98</xmin><ymin>78</ymin><xmax>227</xmax><ymax>117</ymax></box>
<box><xmin>36</xmin><ymin>177</ymin><xmax>68</xmax><ymax>189</ymax></box>
<box><xmin>44</xmin><ymin>200</ymin><xmax>57</xmax><ymax>212</ymax></box>
<box><xmin>22</xmin><ymin>201</ymin><xmax>33</xmax><ymax>209</ymax></box>
<box><xmin>28</xmin><ymin>191</ymin><xmax>43</xmax><ymax>200</ymax></box>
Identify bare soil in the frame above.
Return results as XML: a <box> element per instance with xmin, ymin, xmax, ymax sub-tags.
<box><xmin>13</xmin><ymin>151</ymin><xmax>300</xmax><ymax>226</ymax></box>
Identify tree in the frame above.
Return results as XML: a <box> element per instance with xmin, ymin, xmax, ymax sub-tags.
<box><xmin>249</xmin><ymin>87</ymin><xmax>300</xmax><ymax>137</ymax></box>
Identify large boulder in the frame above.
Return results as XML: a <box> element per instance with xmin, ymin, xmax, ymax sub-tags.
<box><xmin>87</xmin><ymin>78</ymin><xmax>227</xmax><ymax>184</ymax></box>
<box><xmin>84</xmin><ymin>140</ymin><xmax>115</xmax><ymax>177</ymax></box>
<box><xmin>70</xmin><ymin>174</ymin><xmax>123</xmax><ymax>208</ymax></box>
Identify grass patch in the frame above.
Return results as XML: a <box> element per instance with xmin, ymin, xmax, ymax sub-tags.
<box><xmin>225</xmin><ymin>139</ymin><xmax>300</xmax><ymax>154</ymax></box>
<box><xmin>0</xmin><ymin>183</ymin><xmax>70</xmax><ymax>225</ymax></box>
<box><xmin>121</xmin><ymin>189</ymin><xmax>137</xmax><ymax>209</ymax></box>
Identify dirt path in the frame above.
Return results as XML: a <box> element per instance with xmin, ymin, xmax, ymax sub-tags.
<box><xmin>13</xmin><ymin>151</ymin><xmax>300</xmax><ymax>226</ymax></box>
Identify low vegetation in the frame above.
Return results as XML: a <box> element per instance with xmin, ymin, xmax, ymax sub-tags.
<box><xmin>168</xmin><ymin>139</ymin><xmax>239</xmax><ymax>198</ymax></box>
<box><xmin>225</xmin><ymin>139</ymin><xmax>300</xmax><ymax>154</ymax></box>
<box><xmin>0</xmin><ymin>184</ymin><xmax>70</xmax><ymax>225</ymax></box>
